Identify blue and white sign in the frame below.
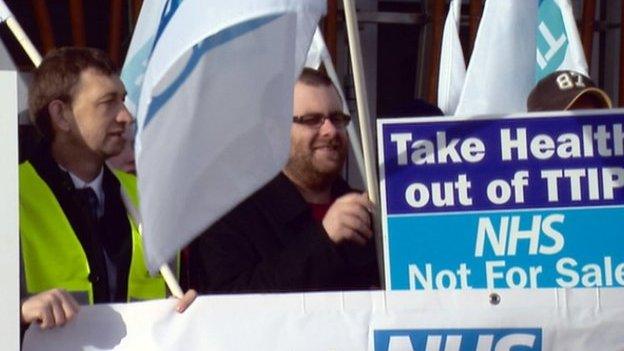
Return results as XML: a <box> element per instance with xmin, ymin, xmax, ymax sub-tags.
<box><xmin>374</xmin><ymin>328</ymin><xmax>542</xmax><ymax>351</ymax></box>
<box><xmin>378</xmin><ymin>110</ymin><xmax>624</xmax><ymax>290</ymax></box>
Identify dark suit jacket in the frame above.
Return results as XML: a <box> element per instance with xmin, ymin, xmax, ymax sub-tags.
<box><xmin>189</xmin><ymin>172</ymin><xmax>379</xmax><ymax>293</ymax></box>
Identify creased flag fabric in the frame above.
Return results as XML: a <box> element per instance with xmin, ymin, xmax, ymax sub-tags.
<box><xmin>437</xmin><ymin>0</ymin><xmax>465</xmax><ymax>116</ymax></box>
<box><xmin>0</xmin><ymin>0</ymin><xmax>12</xmax><ymax>22</ymax></box>
<box><xmin>535</xmin><ymin>0</ymin><xmax>588</xmax><ymax>82</ymax></box>
<box><xmin>304</xmin><ymin>27</ymin><xmax>329</xmax><ymax>72</ymax></box>
<box><xmin>454</xmin><ymin>0</ymin><xmax>538</xmax><ymax>117</ymax></box>
<box><xmin>131</xmin><ymin>0</ymin><xmax>325</xmax><ymax>272</ymax></box>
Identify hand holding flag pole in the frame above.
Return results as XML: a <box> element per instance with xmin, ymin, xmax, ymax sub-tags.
<box><xmin>0</xmin><ymin>0</ymin><xmax>42</xmax><ymax>66</ymax></box>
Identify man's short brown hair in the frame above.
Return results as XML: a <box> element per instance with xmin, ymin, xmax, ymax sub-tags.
<box><xmin>28</xmin><ymin>47</ymin><xmax>117</xmax><ymax>141</ymax></box>
<box><xmin>297</xmin><ymin>67</ymin><xmax>333</xmax><ymax>87</ymax></box>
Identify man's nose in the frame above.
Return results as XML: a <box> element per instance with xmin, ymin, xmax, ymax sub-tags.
<box><xmin>117</xmin><ymin>103</ymin><xmax>133</xmax><ymax>124</ymax></box>
<box><xmin>318</xmin><ymin>117</ymin><xmax>339</xmax><ymax>136</ymax></box>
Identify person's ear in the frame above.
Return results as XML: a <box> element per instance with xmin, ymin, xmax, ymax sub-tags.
<box><xmin>48</xmin><ymin>100</ymin><xmax>71</xmax><ymax>133</ymax></box>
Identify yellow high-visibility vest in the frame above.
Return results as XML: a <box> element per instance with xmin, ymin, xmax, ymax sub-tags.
<box><xmin>20</xmin><ymin>161</ymin><xmax>167</xmax><ymax>304</ymax></box>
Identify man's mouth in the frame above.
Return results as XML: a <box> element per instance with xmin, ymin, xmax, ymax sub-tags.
<box><xmin>313</xmin><ymin>145</ymin><xmax>337</xmax><ymax>151</ymax></box>
<box><xmin>312</xmin><ymin>140</ymin><xmax>342</xmax><ymax>151</ymax></box>
<box><xmin>108</xmin><ymin>131</ymin><xmax>125</xmax><ymax>138</ymax></box>
<box><xmin>312</xmin><ymin>144</ymin><xmax>343</xmax><ymax>162</ymax></box>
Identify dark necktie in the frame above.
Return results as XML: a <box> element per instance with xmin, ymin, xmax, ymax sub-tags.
<box><xmin>77</xmin><ymin>187</ymin><xmax>100</xmax><ymax>220</ymax></box>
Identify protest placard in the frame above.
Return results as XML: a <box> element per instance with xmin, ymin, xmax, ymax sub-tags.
<box><xmin>378</xmin><ymin>110</ymin><xmax>624</xmax><ymax>290</ymax></box>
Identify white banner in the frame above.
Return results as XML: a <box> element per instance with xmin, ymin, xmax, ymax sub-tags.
<box><xmin>23</xmin><ymin>289</ymin><xmax>624</xmax><ymax>350</ymax></box>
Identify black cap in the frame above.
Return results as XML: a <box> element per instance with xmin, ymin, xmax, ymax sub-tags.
<box><xmin>527</xmin><ymin>70</ymin><xmax>612</xmax><ymax>112</ymax></box>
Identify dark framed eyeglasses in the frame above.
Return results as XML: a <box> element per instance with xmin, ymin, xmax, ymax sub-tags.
<box><xmin>292</xmin><ymin>112</ymin><xmax>351</xmax><ymax>129</ymax></box>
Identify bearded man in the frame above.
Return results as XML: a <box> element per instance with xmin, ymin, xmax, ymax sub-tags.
<box><xmin>190</xmin><ymin>68</ymin><xmax>379</xmax><ymax>293</ymax></box>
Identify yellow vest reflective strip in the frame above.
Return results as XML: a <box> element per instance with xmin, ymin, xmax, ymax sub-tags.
<box><xmin>20</xmin><ymin>162</ymin><xmax>167</xmax><ymax>303</ymax></box>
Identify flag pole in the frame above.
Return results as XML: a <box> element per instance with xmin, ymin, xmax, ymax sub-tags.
<box><xmin>155</xmin><ymin>252</ymin><xmax>184</xmax><ymax>298</ymax></box>
<box><xmin>0</xmin><ymin>1</ymin><xmax>42</xmax><ymax>66</ymax></box>
<box><xmin>342</xmin><ymin>0</ymin><xmax>384</xmax><ymax>287</ymax></box>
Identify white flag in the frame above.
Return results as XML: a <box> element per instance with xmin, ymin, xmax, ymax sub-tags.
<box><xmin>304</xmin><ymin>28</ymin><xmax>329</xmax><ymax>72</ymax></box>
<box><xmin>133</xmin><ymin>0</ymin><xmax>325</xmax><ymax>272</ymax></box>
<box><xmin>121</xmin><ymin>0</ymin><xmax>168</xmax><ymax>116</ymax></box>
<box><xmin>437</xmin><ymin>0</ymin><xmax>465</xmax><ymax>115</ymax></box>
<box><xmin>0</xmin><ymin>0</ymin><xmax>12</xmax><ymax>23</ymax></box>
<box><xmin>455</xmin><ymin>0</ymin><xmax>538</xmax><ymax>116</ymax></box>
<box><xmin>535</xmin><ymin>0</ymin><xmax>588</xmax><ymax>82</ymax></box>
<box><xmin>0</xmin><ymin>34</ymin><xmax>16</xmax><ymax>70</ymax></box>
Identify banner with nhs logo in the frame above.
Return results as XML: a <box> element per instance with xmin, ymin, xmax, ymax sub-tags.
<box><xmin>378</xmin><ymin>110</ymin><xmax>624</xmax><ymax>290</ymax></box>
<box><xmin>23</xmin><ymin>289</ymin><xmax>624</xmax><ymax>350</ymax></box>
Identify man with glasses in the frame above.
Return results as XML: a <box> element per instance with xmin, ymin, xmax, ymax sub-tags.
<box><xmin>190</xmin><ymin>68</ymin><xmax>379</xmax><ymax>293</ymax></box>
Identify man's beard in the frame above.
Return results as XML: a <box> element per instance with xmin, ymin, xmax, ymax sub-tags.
<box><xmin>284</xmin><ymin>139</ymin><xmax>346</xmax><ymax>191</ymax></box>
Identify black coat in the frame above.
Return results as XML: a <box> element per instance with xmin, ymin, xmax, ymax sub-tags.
<box><xmin>189</xmin><ymin>172</ymin><xmax>379</xmax><ymax>293</ymax></box>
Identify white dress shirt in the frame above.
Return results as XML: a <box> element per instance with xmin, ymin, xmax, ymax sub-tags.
<box><xmin>65</xmin><ymin>167</ymin><xmax>105</xmax><ymax>218</ymax></box>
